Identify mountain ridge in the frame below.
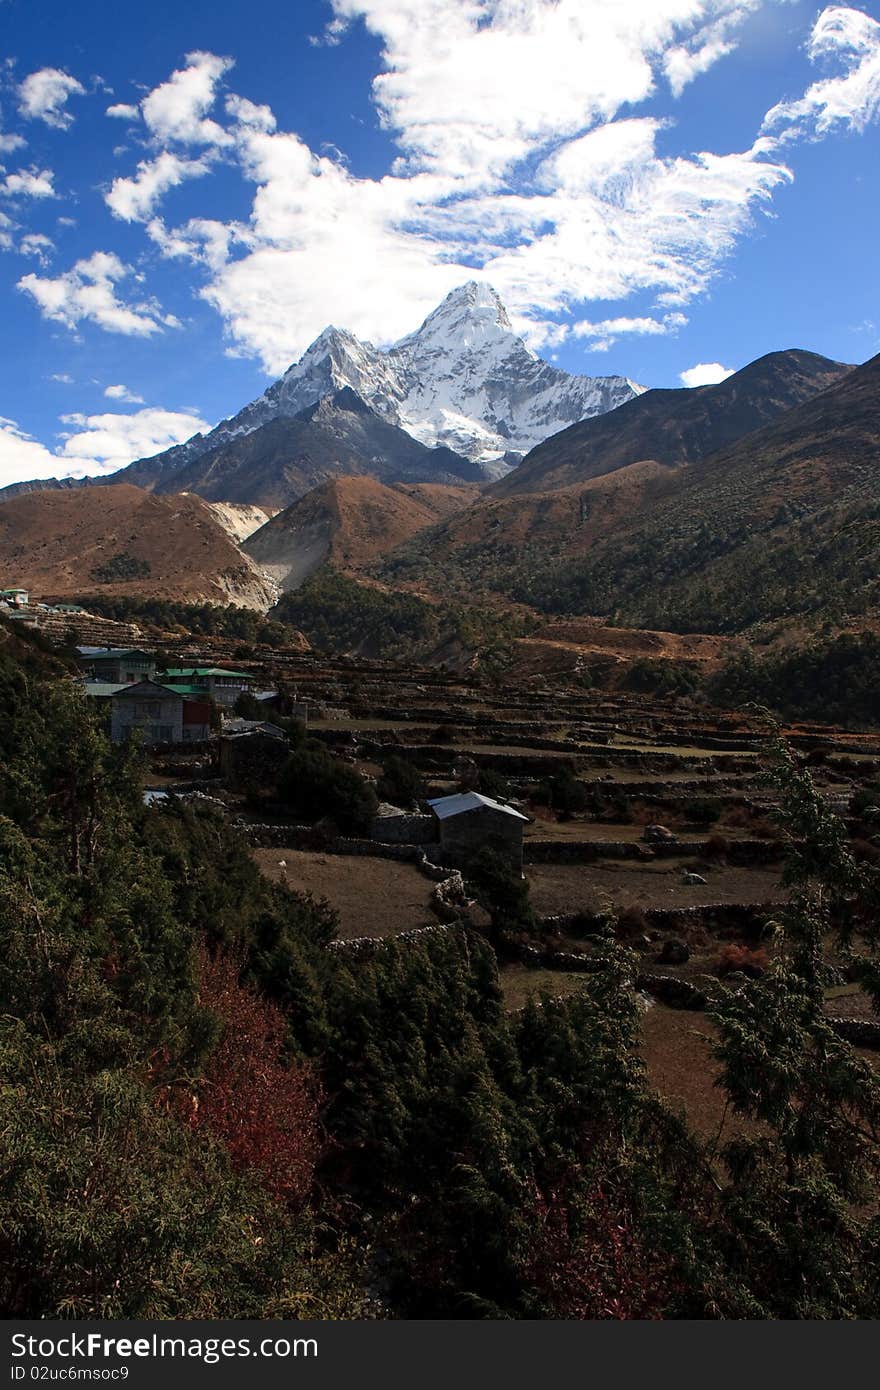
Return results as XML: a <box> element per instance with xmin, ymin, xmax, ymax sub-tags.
<box><xmin>371</xmin><ymin>345</ymin><xmax>872</xmax><ymax>637</ymax></box>
<box><xmin>90</xmin><ymin>281</ymin><xmax>644</xmax><ymax>495</ymax></box>
<box><xmin>131</xmin><ymin>388</ymin><xmax>485</xmax><ymax>511</ymax></box>
<box><xmin>491</xmin><ymin>348</ymin><xmax>852</xmax><ymax>496</ymax></box>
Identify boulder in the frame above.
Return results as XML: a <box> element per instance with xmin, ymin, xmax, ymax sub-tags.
<box><xmin>658</xmin><ymin>938</ymin><xmax>690</xmax><ymax>965</ymax></box>
<box><xmin>644</xmin><ymin>824</ymin><xmax>676</xmax><ymax>844</ymax></box>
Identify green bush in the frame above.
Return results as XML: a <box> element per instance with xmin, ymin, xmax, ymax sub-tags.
<box><xmin>377</xmin><ymin>754</ymin><xmax>426</xmax><ymax>807</ymax></box>
<box><xmin>88</xmin><ymin>552</ymin><xmax>151</xmax><ymax>584</ymax></box>
<box><xmin>683</xmin><ymin>796</ymin><xmax>722</xmax><ymax>826</ymax></box>
<box><xmin>278</xmin><ymin>743</ymin><xmax>378</xmax><ymax>835</ymax></box>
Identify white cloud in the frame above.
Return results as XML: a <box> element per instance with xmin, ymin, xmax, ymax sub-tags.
<box><xmin>104</xmin><ymin>383</ymin><xmax>145</xmax><ymax>403</ymax></box>
<box><xmin>573</xmin><ymin>311</ymin><xmax>688</xmax><ymax>350</ymax></box>
<box><xmin>0</xmin><ymin>417</ymin><xmax>93</xmax><ymax>484</ymax></box>
<box><xmin>191</xmin><ymin>105</ymin><xmax>789</xmax><ymax>373</ymax></box>
<box><xmin>141</xmin><ymin>51</ymin><xmax>234</xmax><ymax>147</ymax></box>
<box><xmin>106</xmin><ymin>102</ymin><xmax>140</xmax><ymax>120</ymax></box>
<box><xmin>0</xmin><ymin>166</ymin><xmax>55</xmax><ymax>198</ymax></box>
<box><xmin>19</xmin><ymin>4</ymin><xmax>878</xmax><ymax>382</ymax></box>
<box><xmin>328</xmin><ymin>0</ymin><xmax>758</xmax><ymax>180</ymax></box>
<box><xmin>225</xmin><ymin>93</ymin><xmax>276</xmax><ymax>132</ymax></box>
<box><xmin>123</xmin><ymin>7</ymin><xmax>794</xmax><ymax>373</ymax></box>
<box><xmin>17</xmin><ymin>250</ymin><xmax>172</xmax><ymax>336</ymax></box>
<box><xmin>0</xmin><ymin>132</ymin><xmax>26</xmax><ymax>154</ymax></box>
<box><xmin>680</xmin><ymin>361</ymin><xmax>735</xmax><ymax>386</ymax></box>
<box><xmin>105</xmin><ymin>150</ymin><xmax>212</xmax><ymax>222</ymax></box>
<box><xmin>18</xmin><ymin>231</ymin><xmax>54</xmax><ymax>265</ymax></box>
<box><xmin>0</xmin><ymin>406</ymin><xmax>210</xmax><ymax>486</ymax></box>
<box><xmin>18</xmin><ymin>68</ymin><xmax>85</xmax><ymax>129</ymax></box>
<box><xmin>662</xmin><ymin>5</ymin><xmax>756</xmax><ymax>98</ymax></box>
<box><xmin>50</xmin><ymin>373</ymin><xmax>73</xmax><ymax>383</ymax></box>
<box><xmin>764</xmin><ymin>6</ymin><xmax>880</xmax><ymax>138</ymax></box>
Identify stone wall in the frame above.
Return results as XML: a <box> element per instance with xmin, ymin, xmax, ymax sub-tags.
<box><xmin>523</xmin><ymin>837</ymin><xmax>784</xmax><ymax>866</ymax></box>
<box><xmin>538</xmin><ymin>900</ymin><xmax>781</xmax><ymax>939</ymax></box>
<box><xmin>826</xmin><ymin>1016</ymin><xmax>880</xmax><ymax>1048</ymax></box>
<box><xmin>371</xmin><ymin>812</ymin><xmax>436</xmax><ymax>845</ymax></box>
<box><xmin>326</xmin><ymin>920</ymin><xmax>465</xmax><ymax>957</ymax></box>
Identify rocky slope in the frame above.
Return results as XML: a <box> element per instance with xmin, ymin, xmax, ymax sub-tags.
<box><xmin>0</xmin><ymin>484</ymin><xmax>277</xmax><ymax>609</ymax></box>
<box><xmin>201</xmin><ymin>499</ymin><xmax>273</xmax><ymax>542</ymax></box>
<box><xmin>130</xmin><ymin>389</ymin><xmax>484</xmax><ymax>510</ymax></box>
<box><xmin>244</xmin><ymin>476</ymin><xmax>479</xmax><ymax>591</ymax></box>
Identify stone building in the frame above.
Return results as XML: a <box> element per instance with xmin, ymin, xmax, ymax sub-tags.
<box><xmin>427</xmin><ymin>792</ymin><xmax>528</xmax><ymax>872</ymax></box>
<box><xmin>109</xmin><ymin>681</ymin><xmax>212</xmax><ymax>746</ymax></box>
<box><xmin>110</xmin><ymin>680</ymin><xmax>184</xmax><ymax>745</ymax></box>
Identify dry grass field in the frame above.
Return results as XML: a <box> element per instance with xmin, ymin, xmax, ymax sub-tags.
<box><xmin>253</xmin><ymin>848</ymin><xmax>436</xmax><ymax>938</ymax></box>
<box><xmin>525</xmin><ymin>859</ymin><xmax>786</xmax><ymax>917</ymax></box>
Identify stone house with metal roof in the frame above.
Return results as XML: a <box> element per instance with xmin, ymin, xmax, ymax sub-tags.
<box><xmin>108</xmin><ymin>680</ymin><xmax>213</xmax><ymax>746</ymax></box>
<box><xmin>427</xmin><ymin>792</ymin><xmax>529</xmax><ymax>872</ymax></box>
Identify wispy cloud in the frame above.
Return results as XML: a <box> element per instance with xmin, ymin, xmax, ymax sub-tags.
<box><xmin>764</xmin><ymin>6</ymin><xmax>880</xmax><ymax>138</ymax></box>
<box><xmin>572</xmin><ymin>310</ymin><xmax>688</xmax><ymax>352</ymax></box>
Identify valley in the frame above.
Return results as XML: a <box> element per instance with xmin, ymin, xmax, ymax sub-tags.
<box><xmin>4</xmin><ymin>278</ymin><xmax>880</xmax><ymax>1324</ymax></box>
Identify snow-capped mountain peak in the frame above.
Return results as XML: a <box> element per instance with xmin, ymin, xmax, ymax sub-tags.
<box><xmin>398</xmin><ymin>280</ymin><xmax>517</xmax><ymax>351</ymax></box>
<box><xmin>129</xmin><ymin>282</ymin><xmax>644</xmax><ymax>481</ymax></box>
<box><xmin>381</xmin><ymin>282</ymin><xmax>640</xmax><ymax>470</ymax></box>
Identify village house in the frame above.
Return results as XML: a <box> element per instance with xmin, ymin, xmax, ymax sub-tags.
<box><xmin>77</xmin><ymin>646</ymin><xmax>158</xmax><ymax>684</ymax></box>
<box><xmin>427</xmin><ymin>792</ymin><xmax>529</xmax><ymax>873</ymax></box>
<box><xmin>108</xmin><ymin>680</ymin><xmax>213</xmax><ymax>746</ymax></box>
<box><xmin>110</xmin><ymin>680</ymin><xmax>184</xmax><ymax>746</ymax></box>
<box><xmin>0</xmin><ymin>587</ymin><xmax>30</xmax><ymax>608</ymax></box>
<box><xmin>161</xmin><ymin>666</ymin><xmax>256</xmax><ymax>708</ymax></box>
<box><xmin>2</xmin><ymin>607</ymin><xmax>39</xmax><ymax>629</ymax></box>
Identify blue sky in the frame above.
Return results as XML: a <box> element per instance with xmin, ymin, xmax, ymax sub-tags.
<box><xmin>1</xmin><ymin>0</ymin><xmax>878</xmax><ymax>483</ymax></box>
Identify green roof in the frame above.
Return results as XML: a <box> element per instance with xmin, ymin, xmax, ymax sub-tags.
<box><xmin>162</xmin><ymin>667</ymin><xmax>255</xmax><ymax>680</ymax></box>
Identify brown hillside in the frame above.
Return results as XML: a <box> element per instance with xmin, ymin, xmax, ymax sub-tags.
<box><xmin>244</xmin><ymin>476</ymin><xmax>479</xmax><ymax>590</ymax></box>
<box><xmin>0</xmin><ymin>484</ymin><xmax>276</xmax><ymax>609</ymax></box>
<box><xmin>415</xmin><ymin>462</ymin><xmax>670</xmax><ymax>560</ymax></box>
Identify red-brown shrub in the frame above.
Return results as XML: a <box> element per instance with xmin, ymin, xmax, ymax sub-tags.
<box><xmin>717</xmin><ymin>943</ymin><xmax>769</xmax><ymax>979</ymax></box>
<box><xmin>185</xmin><ymin>946</ymin><xmax>322</xmax><ymax>1207</ymax></box>
<box><xmin>524</xmin><ymin>1184</ymin><xmax>683</xmax><ymax>1319</ymax></box>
